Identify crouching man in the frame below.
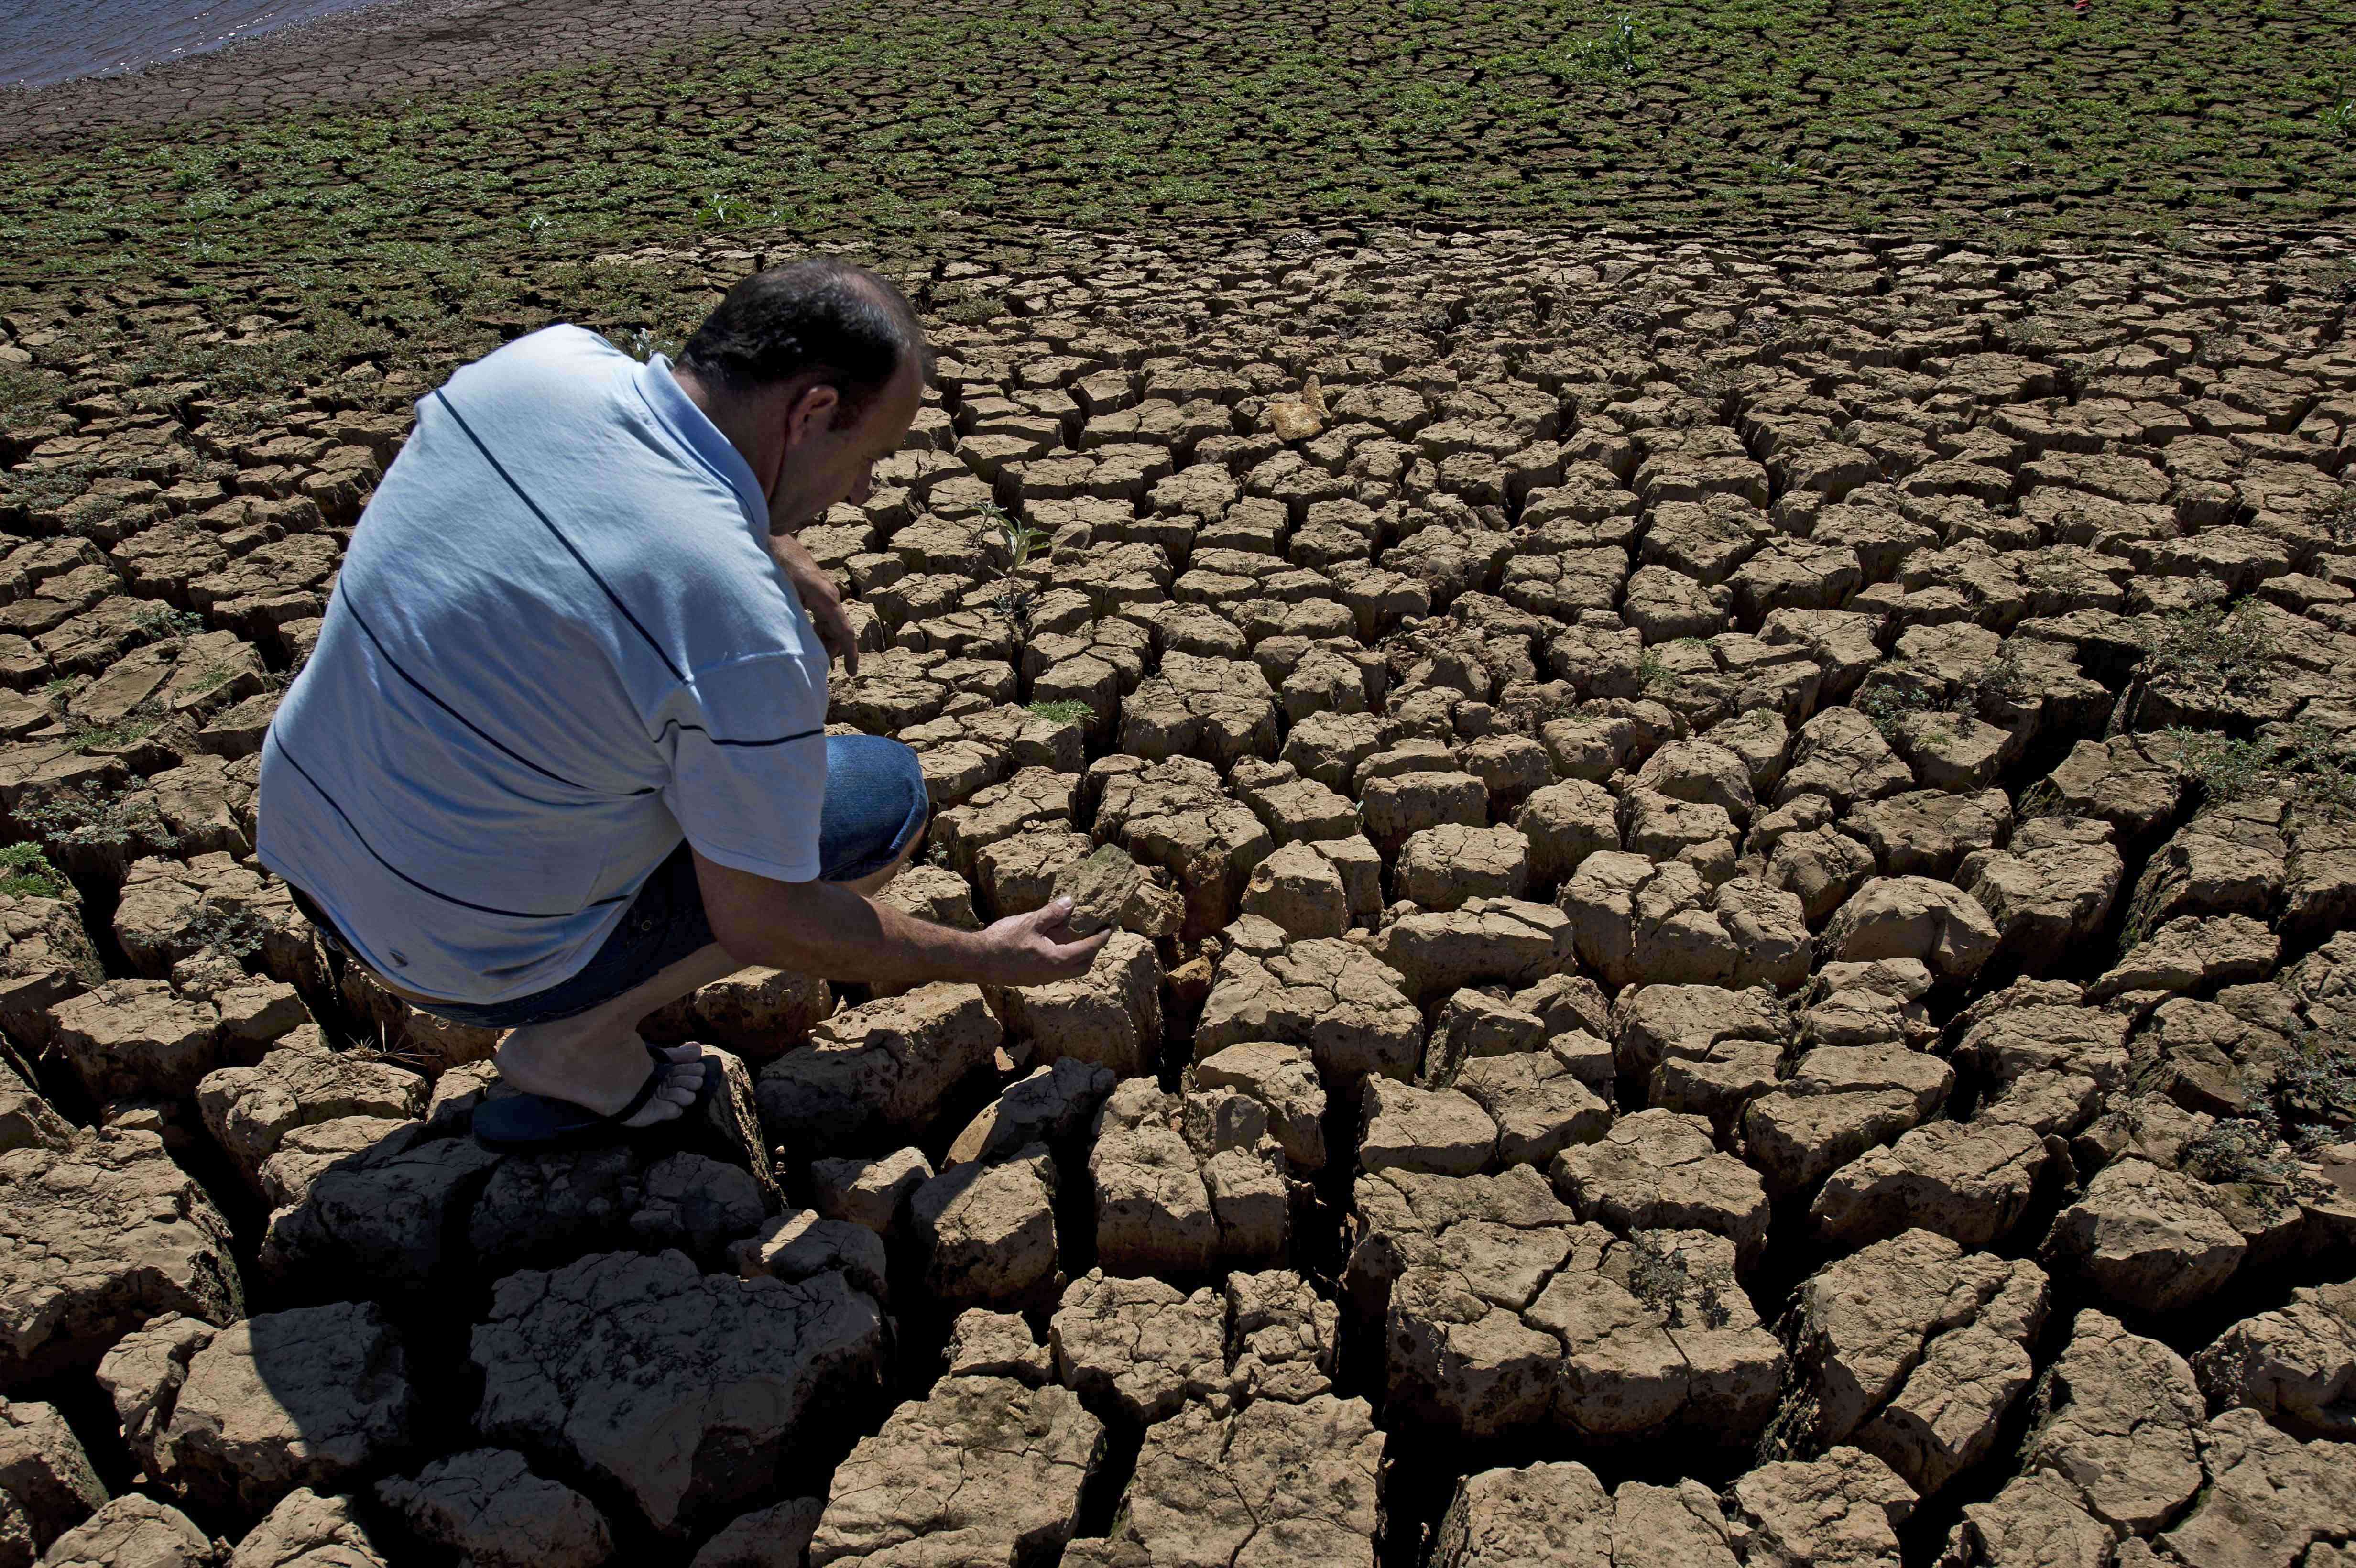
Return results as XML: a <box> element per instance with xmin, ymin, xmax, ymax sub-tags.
<box><xmin>258</xmin><ymin>258</ymin><xmax>1104</xmax><ymax>1149</ymax></box>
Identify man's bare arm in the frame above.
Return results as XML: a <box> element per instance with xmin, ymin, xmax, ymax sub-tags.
<box><xmin>693</xmin><ymin>849</ymin><xmax>1106</xmax><ymax>986</ymax></box>
<box><xmin>769</xmin><ymin>530</ymin><xmax>862</xmax><ymax>676</ymax></box>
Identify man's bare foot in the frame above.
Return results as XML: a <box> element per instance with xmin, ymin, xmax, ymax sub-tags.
<box><xmin>495</xmin><ymin>1028</ymin><xmax>708</xmax><ymax>1128</ymax></box>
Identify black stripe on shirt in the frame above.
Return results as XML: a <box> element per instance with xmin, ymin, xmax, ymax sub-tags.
<box><xmin>658</xmin><ymin>721</ymin><xmax>827</xmax><ymax>750</ymax></box>
<box><xmin>341</xmin><ymin>591</ymin><xmax>599</xmax><ymax>793</ymax></box>
<box><xmin>430</xmin><ymin>391</ymin><xmax>821</xmax><ymax>755</ymax></box>
<box><xmin>269</xmin><ymin>732</ymin><xmax>630</xmax><ymax>921</ymax></box>
<box><xmin>432</xmin><ymin>389</ymin><xmax>688</xmax><ymax>684</ymax></box>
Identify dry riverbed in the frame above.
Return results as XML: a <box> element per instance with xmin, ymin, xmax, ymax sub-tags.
<box><xmin>1</xmin><ymin>218</ymin><xmax>2356</xmax><ymax>1567</ymax></box>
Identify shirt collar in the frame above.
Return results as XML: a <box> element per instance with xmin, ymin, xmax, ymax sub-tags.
<box><xmin>633</xmin><ymin>352</ymin><xmax>770</xmax><ymax>536</ymax></box>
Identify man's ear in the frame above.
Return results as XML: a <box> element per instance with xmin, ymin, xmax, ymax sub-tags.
<box><xmin>781</xmin><ymin>382</ymin><xmax>841</xmax><ymax>451</ymax></box>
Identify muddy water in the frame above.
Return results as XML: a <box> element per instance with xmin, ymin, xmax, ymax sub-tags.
<box><xmin>0</xmin><ymin>0</ymin><xmax>398</xmax><ymax>88</ymax></box>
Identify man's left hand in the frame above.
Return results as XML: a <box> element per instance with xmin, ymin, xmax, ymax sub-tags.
<box><xmin>770</xmin><ymin>530</ymin><xmax>861</xmax><ymax>677</ymax></box>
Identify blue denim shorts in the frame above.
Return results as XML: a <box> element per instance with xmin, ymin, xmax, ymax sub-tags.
<box><xmin>297</xmin><ymin>735</ymin><xmax>929</xmax><ymax>1031</ymax></box>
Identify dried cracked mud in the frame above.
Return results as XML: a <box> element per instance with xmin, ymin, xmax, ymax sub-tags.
<box><xmin>1</xmin><ymin>218</ymin><xmax>2356</xmax><ymax>1568</ymax></box>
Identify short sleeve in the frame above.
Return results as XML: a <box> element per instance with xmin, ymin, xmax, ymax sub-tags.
<box><xmin>655</xmin><ymin>650</ymin><xmax>831</xmax><ymax>882</ymax></box>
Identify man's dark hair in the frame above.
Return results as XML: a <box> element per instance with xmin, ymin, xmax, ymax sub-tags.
<box><xmin>676</xmin><ymin>257</ymin><xmax>929</xmax><ymax>428</ymax></box>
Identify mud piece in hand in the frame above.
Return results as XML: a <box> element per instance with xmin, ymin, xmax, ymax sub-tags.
<box><xmin>1055</xmin><ymin>844</ymin><xmax>1147</xmax><ymax>938</ymax></box>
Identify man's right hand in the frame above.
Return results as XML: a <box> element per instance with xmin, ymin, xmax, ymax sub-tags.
<box><xmin>974</xmin><ymin>896</ymin><xmax>1112</xmax><ymax>986</ymax></box>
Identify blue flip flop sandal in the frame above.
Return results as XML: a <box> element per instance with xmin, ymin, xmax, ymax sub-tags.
<box><xmin>471</xmin><ymin>1042</ymin><xmax>719</xmax><ymax>1153</ymax></box>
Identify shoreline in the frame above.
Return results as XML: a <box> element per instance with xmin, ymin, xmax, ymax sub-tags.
<box><xmin>0</xmin><ymin>0</ymin><xmax>822</xmax><ymax>145</ymax></box>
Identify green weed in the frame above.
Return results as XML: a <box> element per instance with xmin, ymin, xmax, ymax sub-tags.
<box><xmin>18</xmin><ymin>781</ymin><xmax>178</xmax><ymax>855</ymax></box>
<box><xmin>0</xmin><ymin>842</ymin><xmax>66</xmax><ymax>900</ymax></box>
<box><xmin>1027</xmin><ymin>698</ymin><xmax>1092</xmax><ymax>727</ymax></box>
<box><xmin>2275</xmin><ymin>1017</ymin><xmax>2356</xmax><ymax>1149</ymax></box>
<box><xmin>2152</xmin><ymin>719</ymin><xmax>2355</xmax><ymax>813</ymax></box>
<box><xmin>2140</xmin><ymin>599</ymin><xmax>2277</xmax><ymax>699</ymax></box>
<box><xmin>182</xmin><ymin>902</ymin><xmax>272</xmax><ymax>962</ymax></box>
<box><xmin>1555</xmin><ymin>13</ymin><xmax>1645</xmax><ymax>83</ymax></box>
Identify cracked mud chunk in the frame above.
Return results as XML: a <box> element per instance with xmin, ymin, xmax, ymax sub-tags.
<box><xmin>944</xmin><ymin>1058</ymin><xmax>1115</xmax><ymax>1168</ymax></box>
<box><xmin>0</xmin><ymin>1397</ymin><xmax>103</xmax><ymax>1560</ymax></box>
<box><xmin>1091</xmin><ymin>1079</ymin><xmax>1219</xmax><ymax>1275</ymax></box>
<box><xmin>0</xmin><ymin>1054</ymin><xmax>70</xmax><ymax>1158</ymax></box>
<box><xmin>1777</xmin><ymin>708</ymin><xmax>1914</xmax><ymax>810</ymax></box>
<box><xmin>1</xmin><ymin>1128</ymin><xmax>242</xmax><ymax>1385</ymax></box>
<box><xmin>470</xmin><ymin>1250</ymin><xmax>887</xmax><ymax>1538</ymax></box>
<box><xmin>809</xmin><ymin>1146</ymin><xmax>932</xmax><ymax>1238</ymax></box>
<box><xmin>807</xmin><ymin>1376</ymin><xmax>1103</xmax><ymax>1568</ymax></box>
<box><xmin>2126</xmin><ymin>796</ymin><xmax>2290</xmax><ymax>931</ymax></box>
<box><xmin>1050</xmin><ymin>1271</ymin><xmax>1231</xmax><ymax>1424</ymax></box>
<box><xmin>98</xmin><ymin>1302</ymin><xmax>416</xmax><ymax>1524</ymax></box>
<box><xmin>0</xmin><ymin>894</ymin><xmax>103</xmax><ymax>1053</ymax></box>
<box><xmin>1358</xmin><ymin>1078</ymin><xmax>1498</xmax><ymax>1176</ymax></box>
<box><xmin>1350</xmin><ymin>1165</ymin><xmax>1778</xmax><ymax>1444</ymax></box>
<box><xmin>1224</xmin><ymin>1269</ymin><xmax>1337</xmax><ymax>1405</ymax></box>
<box><xmin>1054</xmin><ymin>841</ymin><xmax>1150</xmax><ymax>937</ymax></box>
<box><xmin>1240</xmin><ymin>839</ymin><xmax>1351</xmax><ymax>938</ymax></box>
<box><xmin>194</xmin><ymin>1045</ymin><xmax>425</xmax><ymax>1188</ymax></box>
<box><xmin>1118</xmin><ymin>652</ymin><xmax>1279</xmax><ymax>769</ymax></box>
<box><xmin>935</xmin><ymin>768</ymin><xmax>1075</xmax><ymax>881</ymax></box>
<box><xmin>48</xmin><ymin>980</ymin><xmax>235</xmax><ymax>1103</ymax></box>
<box><xmin>1936</xmin><ymin>1469</ymin><xmax>2110</xmax><ymax>1568</ymax></box>
<box><xmin>230</xmin><ymin>1488</ymin><xmax>390</xmax><ymax>1568</ymax></box>
<box><xmin>1194</xmin><ymin>1041</ymin><xmax>1326</xmax><ymax>1172</ymax></box>
<box><xmin>731</xmin><ymin>1210</ymin><xmax>890</xmax><ymax>1305</ymax></box>
<box><xmin>36</xmin><ymin>1494</ymin><xmax>218</xmax><ymax>1568</ymax></box>
<box><xmin>1195</xmin><ymin>934</ymin><xmax>1422</xmax><ymax>1080</ymax></box>
<box><xmin>1739</xmin><ymin>1043</ymin><xmax>1952</xmax><ymax>1196</ymax></box>
<box><xmin>1453</xmin><ymin>1048</ymin><xmax>1613</xmax><ymax>1170</ymax></box>
<box><xmin>2029</xmin><ymin>735</ymin><xmax>2189</xmax><ymax>843</ymax></box>
<box><xmin>1431</xmin><ymin>1462</ymin><xmax>1739</xmax><ymax>1568</ymax></box>
<box><xmin>1232</xmin><ymin>757</ymin><xmax>1360</xmax><ymax>847</ymax></box>
<box><xmin>995</xmin><ymin>930</ymin><xmax>1163</xmax><ymax>1078</ymax></box>
<box><xmin>942</xmin><ymin>1309</ymin><xmax>1051</xmax><ymax>1385</ymax></box>
<box><xmin>647</xmin><ymin>964</ymin><xmax>836</xmax><ymax>1061</ymax></box>
<box><xmin>2090</xmin><ymin>913</ymin><xmax>2280</xmax><ymax>1002</ymax></box>
<box><xmin>1361</xmin><ymin>769</ymin><xmax>1489</xmax><ymax>856</ymax></box>
<box><xmin>2018</xmin><ymin>1310</ymin><xmax>2205</xmax><ymax>1535</ymax></box>
<box><xmin>2040</xmin><ymin>1157</ymin><xmax>2246</xmax><ymax>1316</ymax></box>
<box><xmin>1515</xmin><ymin>780</ymin><xmax>1620</xmax><ymax>887</ymax></box>
<box><xmin>1959</xmin><ymin>817</ymin><xmax>2123</xmax><ymax>977</ymax></box>
<box><xmin>1785</xmin><ymin>1231</ymin><xmax>2048</xmax><ymax>1497</ymax></box>
<box><xmin>755</xmin><ymin>983</ymin><xmax>1002</xmax><ymax>1157</ymax></box>
<box><xmin>255</xmin><ymin>1123</ymin><xmax>502</xmax><ymax>1295</ymax></box>
<box><xmin>1637</xmin><ymin>738</ymin><xmax>1757</xmax><ymax>824</ymax></box>
<box><xmin>690</xmin><ymin>1500</ymin><xmax>824</xmax><ymax>1568</ymax></box>
<box><xmin>1809</xmin><ymin>1118</ymin><xmax>2057</xmax><ymax>1249</ymax></box>
<box><xmin>1092</xmin><ymin>1394</ymin><xmax>1382</xmax><ymax>1568</ymax></box>
<box><xmin>1956</xmin><ymin>981</ymin><xmax>2134</xmax><ymax>1091</ymax></box>
<box><xmin>2194</xmin><ymin>1279</ymin><xmax>2356</xmax><ymax>1439</ymax></box>
<box><xmin>1560</xmin><ymin>857</ymin><xmax>1807</xmax><ymax>991</ymax></box>
<box><xmin>910</xmin><ymin>1143</ymin><xmax>1062</xmax><ymax>1309</ymax></box>
<box><xmin>1550</xmin><ymin>1108</ymin><xmax>1770</xmax><ymax>1268</ymax></box>
<box><xmin>1374</xmin><ymin>897</ymin><xmax>1579</xmax><ymax>1002</ymax></box>
<box><xmin>2156</xmin><ymin>1405</ymin><xmax>2356</xmax><ymax>1568</ymax></box>
<box><xmin>1728</xmin><ymin>1448</ymin><xmax>1915</xmax><ymax>1568</ymax></box>
<box><xmin>374</xmin><ymin>1449</ymin><xmax>611</xmax><ymax>1568</ymax></box>
<box><xmin>1844</xmin><ymin>790</ymin><xmax>2012</xmax><ymax>882</ymax></box>
<box><xmin>1395</xmin><ymin>823</ymin><xmax>1531</xmax><ymax>911</ymax></box>
<box><xmin>1818</xmin><ymin>876</ymin><xmax>2000</xmax><ymax>980</ymax></box>
<box><xmin>1091</xmin><ymin>754</ymin><xmax>1275</xmax><ymax>935</ymax></box>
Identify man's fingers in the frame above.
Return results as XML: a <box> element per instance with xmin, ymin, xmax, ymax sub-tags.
<box><xmin>824</xmin><ymin>611</ymin><xmax>860</xmax><ymax>676</ymax></box>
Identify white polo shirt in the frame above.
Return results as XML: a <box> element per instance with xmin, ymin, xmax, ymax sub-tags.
<box><xmin>257</xmin><ymin>325</ymin><xmax>829</xmax><ymax>1004</ymax></box>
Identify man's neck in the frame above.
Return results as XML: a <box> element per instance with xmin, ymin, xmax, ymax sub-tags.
<box><xmin>672</xmin><ymin>364</ymin><xmax>782</xmax><ymax>503</ymax></box>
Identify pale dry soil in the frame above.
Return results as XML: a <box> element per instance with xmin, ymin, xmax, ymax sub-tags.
<box><xmin>0</xmin><ymin>221</ymin><xmax>2355</xmax><ymax>1568</ymax></box>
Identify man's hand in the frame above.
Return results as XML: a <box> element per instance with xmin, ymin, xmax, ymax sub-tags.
<box><xmin>769</xmin><ymin>530</ymin><xmax>861</xmax><ymax>676</ymax></box>
<box><xmin>973</xmin><ymin>896</ymin><xmax>1112</xmax><ymax>986</ymax></box>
